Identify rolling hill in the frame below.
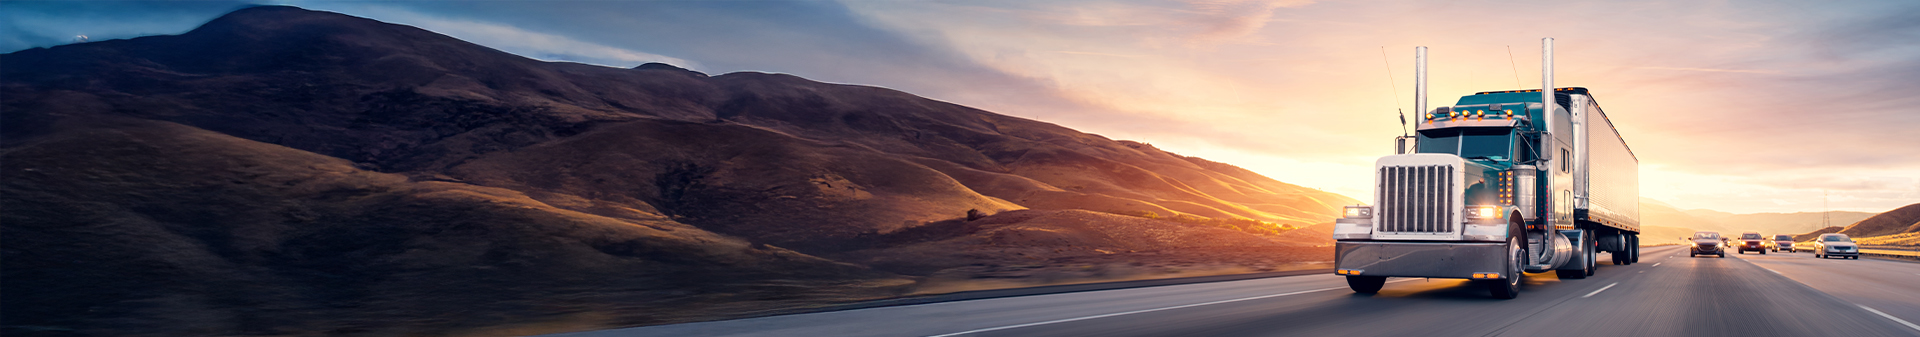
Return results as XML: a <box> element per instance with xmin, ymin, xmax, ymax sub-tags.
<box><xmin>1</xmin><ymin>5</ymin><xmax>1357</xmax><ymax>335</ymax></box>
<box><xmin>1832</xmin><ymin>203</ymin><xmax>1920</xmax><ymax>238</ymax></box>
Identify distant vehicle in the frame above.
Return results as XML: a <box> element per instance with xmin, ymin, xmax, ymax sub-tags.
<box><xmin>1812</xmin><ymin>234</ymin><xmax>1859</xmax><ymax>259</ymax></box>
<box><xmin>1737</xmin><ymin>232</ymin><xmax>1766</xmax><ymax>254</ymax></box>
<box><xmin>1772</xmin><ymin>234</ymin><xmax>1795</xmax><ymax>252</ymax></box>
<box><xmin>1689</xmin><ymin>231</ymin><xmax>1725</xmax><ymax>257</ymax></box>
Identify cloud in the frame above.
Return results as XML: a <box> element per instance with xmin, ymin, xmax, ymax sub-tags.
<box><xmin>1177</xmin><ymin>0</ymin><xmax>1313</xmax><ymax>44</ymax></box>
<box><xmin>1633</xmin><ymin>66</ymin><xmax>1779</xmax><ymax>74</ymax></box>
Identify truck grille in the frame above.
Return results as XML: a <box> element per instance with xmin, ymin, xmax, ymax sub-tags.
<box><xmin>1377</xmin><ymin>165</ymin><xmax>1454</xmax><ymax>233</ymax></box>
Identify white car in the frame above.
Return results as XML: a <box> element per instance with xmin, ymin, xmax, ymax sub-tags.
<box><xmin>1812</xmin><ymin>233</ymin><xmax>1860</xmax><ymax>259</ymax></box>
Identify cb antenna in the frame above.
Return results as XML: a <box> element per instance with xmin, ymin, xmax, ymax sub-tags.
<box><xmin>1380</xmin><ymin>46</ymin><xmax>1408</xmax><ymax>137</ymax></box>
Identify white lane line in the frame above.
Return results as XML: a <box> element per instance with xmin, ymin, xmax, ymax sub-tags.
<box><xmin>1582</xmin><ymin>282</ymin><xmax>1619</xmax><ymax>298</ymax></box>
<box><xmin>1860</xmin><ymin>305</ymin><xmax>1920</xmax><ymax>332</ymax></box>
<box><xmin>1651</xmin><ymin>263</ymin><xmax>1661</xmax><ymax>267</ymax></box>
<box><xmin>926</xmin><ymin>279</ymin><xmax>1416</xmax><ymax>337</ymax></box>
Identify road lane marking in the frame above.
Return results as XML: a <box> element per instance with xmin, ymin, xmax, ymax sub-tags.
<box><xmin>1582</xmin><ymin>282</ymin><xmax>1618</xmax><ymax>298</ymax></box>
<box><xmin>1651</xmin><ymin>263</ymin><xmax>1660</xmax><ymax>267</ymax></box>
<box><xmin>926</xmin><ymin>279</ymin><xmax>1417</xmax><ymax>337</ymax></box>
<box><xmin>1860</xmin><ymin>305</ymin><xmax>1920</xmax><ymax>332</ymax></box>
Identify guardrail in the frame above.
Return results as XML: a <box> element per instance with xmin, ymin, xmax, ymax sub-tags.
<box><xmin>1792</xmin><ymin>243</ymin><xmax>1920</xmax><ymax>261</ymax></box>
<box><xmin>1858</xmin><ymin>245</ymin><xmax>1920</xmax><ymax>260</ymax></box>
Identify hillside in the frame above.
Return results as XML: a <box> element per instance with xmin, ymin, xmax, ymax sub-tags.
<box><xmin>0</xmin><ymin>6</ymin><xmax>1357</xmax><ymax>335</ymax></box>
<box><xmin>1</xmin><ymin>119</ymin><xmax>912</xmax><ymax>334</ymax></box>
<box><xmin>1835</xmin><ymin>203</ymin><xmax>1920</xmax><ymax>238</ymax></box>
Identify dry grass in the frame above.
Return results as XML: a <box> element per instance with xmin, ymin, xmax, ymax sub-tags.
<box><xmin>1855</xmin><ymin>232</ymin><xmax>1920</xmax><ymax>246</ymax></box>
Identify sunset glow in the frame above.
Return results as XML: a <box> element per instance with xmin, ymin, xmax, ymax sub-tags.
<box><xmin>8</xmin><ymin>0</ymin><xmax>1912</xmax><ymax>213</ymax></box>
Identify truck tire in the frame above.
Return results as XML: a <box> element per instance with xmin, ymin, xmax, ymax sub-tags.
<box><xmin>1490</xmin><ymin>236</ymin><xmax>1523</xmax><ymax>299</ymax></box>
<box><xmin>1628</xmin><ymin>235</ymin><xmax>1640</xmax><ymax>264</ymax></box>
<box><xmin>1557</xmin><ymin>231</ymin><xmax>1592</xmax><ymax>279</ymax></box>
<box><xmin>1584</xmin><ymin>242</ymin><xmax>1597</xmax><ymax>276</ymax></box>
<box><xmin>1347</xmin><ymin>276</ymin><xmax>1386</xmax><ymax>294</ymax></box>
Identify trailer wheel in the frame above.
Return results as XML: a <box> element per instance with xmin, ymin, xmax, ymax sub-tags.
<box><xmin>1346</xmin><ymin>276</ymin><xmax>1386</xmax><ymax>294</ymax></box>
<box><xmin>1489</xmin><ymin>236</ymin><xmax>1523</xmax><ymax>299</ymax></box>
<box><xmin>1628</xmin><ymin>235</ymin><xmax>1640</xmax><ymax>264</ymax></box>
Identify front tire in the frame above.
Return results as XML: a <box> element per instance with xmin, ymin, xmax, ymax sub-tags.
<box><xmin>1489</xmin><ymin>237</ymin><xmax>1523</xmax><ymax>299</ymax></box>
<box><xmin>1347</xmin><ymin>276</ymin><xmax>1386</xmax><ymax>294</ymax></box>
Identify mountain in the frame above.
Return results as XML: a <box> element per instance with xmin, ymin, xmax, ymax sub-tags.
<box><xmin>1</xmin><ymin>6</ymin><xmax>1356</xmax><ymax>335</ymax></box>
<box><xmin>1835</xmin><ymin>203</ymin><xmax>1920</xmax><ymax>238</ymax></box>
<box><xmin>1640</xmin><ymin>198</ymin><xmax>1871</xmax><ymax>236</ymax></box>
<box><xmin>1635</xmin><ymin>198</ymin><xmax>1702</xmax><ymax>244</ymax></box>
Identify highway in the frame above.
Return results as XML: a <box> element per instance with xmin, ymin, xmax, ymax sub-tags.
<box><xmin>554</xmin><ymin>246</ymin><xmax>1920</xmax><ymax>337</ymax></box>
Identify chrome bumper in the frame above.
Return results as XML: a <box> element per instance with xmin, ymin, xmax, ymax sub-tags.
<box><xmin>1335</xmin><ymin>241</ymin><xmax>1507</xmax><ymax>279</ymax></box>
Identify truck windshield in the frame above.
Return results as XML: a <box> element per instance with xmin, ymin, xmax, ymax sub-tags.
<box><xmin>1418</xmin><ymin>128</ymin><xmax>1513</xmax><ymax>160</ymax></box>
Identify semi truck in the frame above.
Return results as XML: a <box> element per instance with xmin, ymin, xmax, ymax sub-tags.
<box><xmin>1331</xmin><ymin>38</ymin><xmax>1641</xmax><ymax>299</ymax></box>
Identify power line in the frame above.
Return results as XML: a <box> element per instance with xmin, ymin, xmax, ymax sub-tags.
<box><xmin>1506</xmin><ymin>45</ymin><xmax>1523</xmax><ymax>88</ymax></box>
<box><xmin>1380</xmin><ymin>46</ymin><xmax>1408</xmax><ymax>137</ymax></box>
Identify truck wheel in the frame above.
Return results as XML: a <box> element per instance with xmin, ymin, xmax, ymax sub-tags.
<box><xmin>1629</xmin><ymin>236</ymin><xmax>1640</xmax><ymax>264</ymax></box>
<box><xmin>1489</xmin><ymin>237</ymin><xmax>1522</xmax><ymax>299</ymax></box>
<box><xmin>1558</xmin><ymin>232</ymin><xmax>1592</xmax><ymax>279</ymax></box>
<box><xmin>1584</xmin><ymin>243</ymin><xmax>1597</xmax><ymax>276</ymax></box>
<box><xmin>1347</xmin><ymin>276</ymin><xmax>1386</xmax><ymax>294</ymax></box>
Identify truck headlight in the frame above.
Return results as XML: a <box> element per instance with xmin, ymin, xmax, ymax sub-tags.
<box><xmin>1465</xmin><ymin>205</ymin><xmax>1501</xmax><ymax>219</ymax></box>
<box><xmin>1343</xmin><ymin>206</ymin><xmax>1372</xmax><ymax>219</ymax></box>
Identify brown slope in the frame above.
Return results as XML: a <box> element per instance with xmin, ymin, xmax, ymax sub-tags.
<box><xmin>1837</xmin><ymin>203</ymin><xmax>1920</xmax><ymax>238</ymax></box>
<box><xmin>444</xmin><ymin>118</ymin><xmax>1025</xmax><ymax>253</ymax></box>
<box><xmin>0</xmin><ymin>118</ymin><xmax>908</xmax><ymax>335</ymax></box>
<box><xmin>2</xmin><ymin>6</ymin><xmax>1354</xmax><ymax>240</ymax></box>
<box><xmin>1795</xmin><ymin>227</ymin><xmax>1846</xmax><ymax>242</ymax></box>
<box><xmin>827</xmin><ymin>210</ymin><xmax>1329</xmax><ymax>280</ymax></box>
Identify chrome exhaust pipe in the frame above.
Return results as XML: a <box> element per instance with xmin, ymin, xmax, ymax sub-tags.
<box><xmin>1416</xmin><ymin>46</ymin><xmax>1428</xmax><ymax>119</ymax></box>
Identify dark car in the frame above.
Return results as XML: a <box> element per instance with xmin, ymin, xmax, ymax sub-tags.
<box><xmin>1813</xmin><ymin>233</ymin><xmax>1860</xmax><ymax>259</ymax></box>
<box><xmin>1772</xmin><ymin>234</ymin><xmax>1795</xmax><ymax>252</ymax></box>
<box><xmin>1737</xmin><ymin>232</ymin><xmax>1767</xmax><ymax>254</ymax></box>
<box><xmin>1689</xmin><ymin>231</ymin><xmax>1724</xmax><ymax>257</ymax></box>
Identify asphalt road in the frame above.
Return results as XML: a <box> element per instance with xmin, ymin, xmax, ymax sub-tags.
<box><xmin>555</xmin><ymin>246</ymin><xmax>1920</xmax><ymax>337</ymax></box>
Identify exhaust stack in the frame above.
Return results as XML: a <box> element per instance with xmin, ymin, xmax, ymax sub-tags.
<box><xmin>1541</xmin><ymin>38</ymin><xmax>1554</xmax><ymax>158</ymax></box>
<box><xmin>1416</xmin><ymin>46</ymin><xmax>1428</xmax><ymax>120</ymax></box>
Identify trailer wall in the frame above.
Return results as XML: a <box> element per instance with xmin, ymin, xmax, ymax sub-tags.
<box><xmin>1578</xmin><ymin>99</ymin><xmax>1639</xmax><ymax>232</ymax></box>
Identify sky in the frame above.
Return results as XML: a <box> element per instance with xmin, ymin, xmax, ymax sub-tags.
<box><xmin>3</xmin><ymin>0</ymin><xmax>1915</xmax><ymax>215</ymax></box>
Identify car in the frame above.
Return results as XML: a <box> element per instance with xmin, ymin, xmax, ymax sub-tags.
<box><xmin>1736</xmin><ymin>232</ymin><xmax>1767</xmax><ymax>254</ymax></box>
<box><xmin>1812</xmin><ymin>233</ymin><xmax>1860</xmax><ymax>259</ymax></box>
<box><xmin>1772</xmin><ymin>234</ymin><xmax>1795</xmax><ymax>252</ymax></box>
<box><xmin>1688</xmin><ymin>231</ymin><xmax>1725</xmax><ymax>257</ymax></box>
